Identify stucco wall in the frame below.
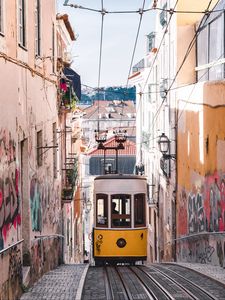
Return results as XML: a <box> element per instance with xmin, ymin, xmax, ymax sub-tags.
<box><xmin>177</xmin><ymin>81</ymin><xmax>225</xmax><ymax>266</ymax></box>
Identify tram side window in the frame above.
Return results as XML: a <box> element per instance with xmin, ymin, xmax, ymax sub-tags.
<box><xmin>134</xmin><ymin>193</ymin><xmax>146</xmax><ymax>227</ymax></box>
<box><xmin>96</xmin><ymin>194</ymin><xmax>108</xmax><ymax>227</ymax></box>
<box><xmin>111</xmin><ymin>194</ymin><xmax>131</xmax><ymax>227</ymax></box>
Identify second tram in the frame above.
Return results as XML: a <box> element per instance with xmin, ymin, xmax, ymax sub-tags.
<box><xmin>93</xmin><ymin>174</ymin><xmax>148</xmax><ymax>265</ymax></box>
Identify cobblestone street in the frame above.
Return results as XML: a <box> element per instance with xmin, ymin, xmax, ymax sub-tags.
<box><xmin>20</xmin><ymin>264</ymin><xmax>87</xmax><ymax>300</ymax></box>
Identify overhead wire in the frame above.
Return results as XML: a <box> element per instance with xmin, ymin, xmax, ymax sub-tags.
<box><xmin>64</xmin><ymin>2</ymin><xmax>224</xmax><ymax>15</ymax></box>
<box><xmin>133</xmin><ymin>0</ymin><xmax>179</xmax><ymax>161</ymax></box>
<box><xmin>65</xmin><ymin>0</ymin><xmax>222</xmax><ymax>174</ymax></box>
<box><xmin>96</xmin><ymin>0</ymin><xmax>105</xmax><ymax>133</ymax></box>
<box><xmin>142</xmin><ymin>0</ymin><xmax>220</xmax><ymax>146</ymax></box>
<box><xmin>120</xmin><ymin>0</ymin><xmax>146</xmax><ymax>174</ymax></box>
<box><xmin>144</xmin><ymin>0</ymin><xmax>217</xmax><ymax>139</ymax></box>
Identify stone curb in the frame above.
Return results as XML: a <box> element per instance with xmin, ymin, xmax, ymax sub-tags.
<box><xmin>75</xmin><ymin>264</ymin><xmax>89</xmax><ymax>300</ymax></box>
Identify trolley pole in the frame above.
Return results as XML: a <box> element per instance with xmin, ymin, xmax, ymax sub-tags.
<box><xmin>95</xmin><ymin>130</ymin><xmax>127</xmax><ymax>174</ymax></box>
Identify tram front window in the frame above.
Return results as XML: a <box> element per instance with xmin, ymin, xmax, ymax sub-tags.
<box><xmin>111</xmin><ymin>194</ymin><xmax>131</xmax><ymax>227</ymax></box>
<box><xmin>96</xmin><ymin>194</ymin><xmax>108</xmax><ymax>227</ymax></box>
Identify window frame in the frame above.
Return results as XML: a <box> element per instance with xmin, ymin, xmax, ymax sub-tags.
<box><xmin>37</xmin><ymin>130</ymin><xmax>43</xmax><ymax>167</ymax></box>
<box><xmin>111</xmin><ymin>194</ymin><xmax>131</xmax><ymax>228</ymax></box>
<box><xmin>0</xmin><ymin>0</ymin><xmax>4</xmax><ymax>35</ymax></box>
<box><xmin>196</xmin><ymin>12</ymin><xmax>225</xmax><ymax>81</ymax></box>
<box><xmin>96</xmin><ymin>193</ymin><xmax>108</xmax><ymax>228</ymax></box>
<box><xmin>18</xmin><ymin>0</ymin><xmax>26</xmax><ymax>48</ymax></box>
<box><xmin>134</xmin><ymin>193</ymin><xmax>146</xmax><ymax>227</ymax></box>
<box><xmin>34</xmin><ymin>0</ymin><xmax>41</xmax><ymax>56</ymax></box>
<box><xmin>52</xmin><ymin>22</ymin><xmax>55</xmax><ymax>73</ymax></box>
<box><xmin>52</xmin><ymin>122</ymin><xmax>57</xmax><ymax>178</ymax></box>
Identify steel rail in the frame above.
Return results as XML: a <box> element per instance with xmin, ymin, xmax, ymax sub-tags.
<box><xmin>115</xmin><ymin>266</ymin><xmax>133</xmax><ymax>300</ymax></box>
<box><xmin>149</xmin><ymin>265</ymin><xmax>217</xmax><ymax>300</ymax></box>
<box><xmin>104</xmin><ymin>266</ymin><xmax>114</xmax><ymax>300</ymax></box>
<box><xmin>116</xmin><ymin>266</ymin><xmax>156</xmax><ymax>300</ymax></box>
<box><xmin>130</xmin><ymin>266</ymin><xmax>174</xmax><ymax>300</ymax></box>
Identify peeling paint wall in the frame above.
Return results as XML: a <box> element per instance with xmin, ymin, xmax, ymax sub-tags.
<box><xmin>0</xmin><ymin>1</ymin><xmax>63</xmax><ymax>299</ymax></box>
<box><xmin>177</xmin><ymin>81</ymin><xmax>225</xmax><ymax>266</ymax></box>
<box><xmin>0</xmin><ymin>244</ymin><xmax>23</xmax><ymax>300</ymax></box>
<box><xmin>30</xmin><ymin>237</ymin><xmax>63</xmax><ymax>284</ymax></box>
<box><xmin>0</xmin><ymin>129</ymin><xmax>21</xmax><ymax>251</ymax></box>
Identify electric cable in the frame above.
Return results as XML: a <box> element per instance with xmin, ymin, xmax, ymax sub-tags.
<box><xmin>63</xmin><ymin>1</ymin><xmax>224</xmax><ymax>15</ymax></box>
<box><xmin>119</xmin><ymin>0</ymin><xmax>146</xmax><ymax>174</ymax></box>
<box><xmin>144</xmin><ymin>0</ymin><xmax>219</xmax><ymax>143</ymax></box>
<box><xmin>119</xmin><ymin>0</ymin><xmax>146</xmax><ymax>132</ymax></box>
<box><xmin>142</xmin><ymin>0</ymin><xmax>221</xmax><ymax>147</ymax></box>
<box><xmin>97</xmin><ymin>0</ymin><xmax>105</xmax><ymax>133</ymax></box>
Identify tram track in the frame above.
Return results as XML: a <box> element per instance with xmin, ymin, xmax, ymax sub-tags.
<box><xmin>140</xmin><ymin>265</ymin><xmax>219</xmax><ymax>300</ymax></box>
<box><xmin>103</xmin><ymin>266</ymin><xmax>173</xmax><ymax>300</ymax></box>
<box><xmin>82</xmin><ymin>265</ymin><xmax>225</xmax><ymax>299</ymax></box>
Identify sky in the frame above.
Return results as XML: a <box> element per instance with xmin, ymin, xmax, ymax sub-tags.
<box><xmin>57</xmin><ymin>0</ymin><xmax>156</xmax><ymax>89</ymax></box>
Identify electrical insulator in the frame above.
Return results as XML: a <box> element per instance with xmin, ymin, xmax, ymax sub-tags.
<box><xmin>152</xmin><ymin>0</ymin><xmax>158</xmax><ymax>9</ymax></box>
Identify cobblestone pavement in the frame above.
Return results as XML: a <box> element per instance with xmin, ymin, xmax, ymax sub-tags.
<box><xmin>20</xmin><ymin>262</ymin><xmax>225</xmax><ymax>300</ymax></box>
<box><xmin>20</xmin><ymin>264</ymin><xmax>87</xmax><ymax>300</ymax></box>
<box><xmin>175</xmin><ymin>262</ymin><xmax>225</xmax><ymax>285</ymax></box>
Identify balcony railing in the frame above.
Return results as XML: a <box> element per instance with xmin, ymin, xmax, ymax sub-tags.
<box><xmin>160</xmin><ymin>4</ymin><xmax>167</xmax><ymax>27</ymax></box>
<box><xmin>59</xmin><ymin>79</ymin><xmax>78</xmax><ymax>111</ymax></box>
<box><xmin>132</xmin><ymin>58</ymin><xmax>145</xmax><ymax>73</ymax></box>
<box><xmin>62</xmin><ymin>156</ymin><xmax>78</xmax><ymax>203</ymax></box>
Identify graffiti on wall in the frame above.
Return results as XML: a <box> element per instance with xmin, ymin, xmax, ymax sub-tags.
<box><xmin>30</xmin><ymin>237</ymin><xmax>63</xmax><ymax>282</ymax></box>
<box><xmin>177</xmin><ymin>172</ymin><xmax>225</xmax><ymax>266</ymax></box>
<box><xmin>177</xmin><ymin>237</ymin><xmax>224</xmax><ymax>266</ymax></box>
<box><xmin>8</xmin><ymin>246</ymin><xmax>23</xmax><ymax>285</ymax></box>
<box><xmin>178</xmin><ymin>172</ymin><xmax>225</xmax><ymax>236</ymax></box>
<box><xmin>188</xmin><ymin>192</ymin><xmax>205</xmax><ymax>234</ymax></box>
<box><xmin>0</xmin><ymin>129</ymin><xmax>21</xmax><ymax>250</ymax></box>
<box><xmin>30</xmin><ymin>175</ymin><xmax>60</xmax><ymax>232</ymax></box>
<box><xmin>205</xmin><ymin>175</ymin><xmax>225</xmax><ymax>232</ymax></box>
<box><xmin>178</xmin><ymin>189</ymin><xmax>188</xmax><ymax>236</ymax></box>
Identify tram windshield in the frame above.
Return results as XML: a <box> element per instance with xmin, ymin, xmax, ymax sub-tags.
<box><xmin>96</xmin><ymin>193</ymin><xmax>108</xmax><ymax>227</ymax></box>
<box><xmin>111</xmin><ymin>194</ymin><xmax>131</xmax><ymax>227</ymax></box>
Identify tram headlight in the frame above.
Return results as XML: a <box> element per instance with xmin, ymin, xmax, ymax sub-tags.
<box><xmin>116</xmin><ymin>238</ymin><xmax>127</xmax><ymax>248</ymax></box>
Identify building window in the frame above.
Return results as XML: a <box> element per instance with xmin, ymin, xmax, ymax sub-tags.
<box><xmin>34</xmin><ymin>0</ymin><xmax>41</xmax><ymax>56</ymax></box>
<box><xmin>0</xmin><ymin>0</ymin><xmax>4</xmax><ymax>35</ymax></box>
<box><xmin>37</xmin><ymin>130</ymin><xmax>43</xmax><ymax>167</ymax></box>
<box><xmin>197</xmin><ymin>12</ymin><xmax>224</xmax><ymax>81</ymax></box>
<box><xmin>208</xmin><ymin>15</ymin><xmax>224</xmax><ymax>80</ymax></box>
<box><xmin>159</xmin><ymin>3</ymin><xmax>167</xmax><ymax>27</ymax></box>
<box><xmin>53</xmin><ymin>122</ymin><xmax>57</xmax><ymax>178</ymax></box>
<box><xmin>147</xmin><ymin>32</ymin><xmax>155</xmax><ymax>53</ymax></box>
<box><xmin>18</xmin><ymin>0</ymin><xmax>26</xmax><ymax>47</ymax></box>
<box><xmin>52</xmin><ymin>23</ymin><xmax>55</xmax><ymax>73</ymax></box>
<box><xmin>197</xmin><ymin>25</ymin><xmax>208</xmax><ymax>81</ymax></box>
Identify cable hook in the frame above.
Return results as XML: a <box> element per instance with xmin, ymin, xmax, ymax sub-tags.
<box><xmin>101</xmin><ymin>8</ymin><xmax>108</xmax><ymax>15</ymax></box>
<box><xmin>138</xmin><ymin>8</ymin><xmax>144</xmax><ymax>15</ymax></box>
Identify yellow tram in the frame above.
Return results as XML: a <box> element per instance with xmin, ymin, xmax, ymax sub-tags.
<box><xmin>93</xmin><ymin>174</ymin><xmax>148</xmax><ymax>265</ymax></box>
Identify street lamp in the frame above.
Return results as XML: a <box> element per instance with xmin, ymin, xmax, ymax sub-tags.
<box><xmin>158</xmin><ymin>133</ymin><xmax>176</xmax><ymax>160</ymax></box>
<box><xmin>85</xmin><ymin>199</ymin><xmax>92</xmax><ymax>214</ymax></box>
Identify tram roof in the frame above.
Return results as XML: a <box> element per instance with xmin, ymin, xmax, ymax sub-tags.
<box><xmin>94</xmin><ymin>174</ymin><xmax>147</xmax><ymax>181</ymax></box>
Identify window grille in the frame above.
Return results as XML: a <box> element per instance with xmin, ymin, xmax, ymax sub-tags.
<box><xmin>18</xmin><ymin>0</ymin><xmax>26</xmax><ymax>47</ymax></box>
<box><xmin>0</xmin><ymin>0</ymin><xmax>4</xmax><ymax>34</ymax></box>
<box><xmin>37</xmin><ymin>130</ymin><xmax>43</xmax><ymax>167</ymax></box>
<box><xmin>35</xmin><ymin>0</ymin><xmax>41</xmax><ymax>56</ymax></box>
